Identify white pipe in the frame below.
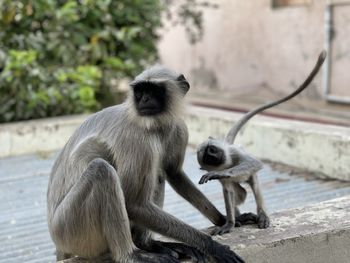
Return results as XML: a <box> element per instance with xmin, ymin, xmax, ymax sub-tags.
<box><xmin>323</xmin><ymin>2</ymin><xmax>350</xmax><ymax>104</ymax></box>
<box><xmin>322</xmin><ymin>4</ymin><xmax>332</xmax><ymax>99</ymax></box>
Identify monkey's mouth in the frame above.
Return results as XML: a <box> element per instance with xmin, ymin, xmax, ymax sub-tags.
<box><xmin>138</xmin><ymin>107</ymin><xmax>162</xmax><ymax>116</ymax></box>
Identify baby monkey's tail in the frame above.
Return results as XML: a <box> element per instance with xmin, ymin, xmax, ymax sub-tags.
<box><xmin>225</xmin><ymin>50</ymin><xmax>327</xmax><ymax>144</ymax></box>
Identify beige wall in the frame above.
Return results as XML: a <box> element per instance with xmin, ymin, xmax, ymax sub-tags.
<box><xmin>158</xmin><ymin>0</ymin><xmax>350</xmax><ymax>102</ymax></box>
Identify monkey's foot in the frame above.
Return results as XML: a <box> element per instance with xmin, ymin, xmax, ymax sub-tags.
<box><xmin>199</xmin><ymin>172</ymin><xmax>230</xmax><ymax>184</ymax></box>
<box><xmin>235</xmin><ymin>212</ymin><xmax>258</xmax><ymax>227</ymax></box>
<box><xmin>147</xmin><ymin>240</ymin><xmax>179</xmax><ymax>259</ymax></box>
<box><xmin>210</xmin><ymin>222</ymin><xmax>234</xmax><ymax>235</ymax></box>
<box><xmin>257</xmin><ymin>210</ymin><xmax>270</xmax><ymax>229</ymax></box>
<box><xmin>132</xmin><ymin>249</ymin><xmax>181</xmax><ymax>263</ymax></box>
<box><xmin>153</xmin><ymin>241</ymin><xmax>207</xmax><ymax>263</ymax></box>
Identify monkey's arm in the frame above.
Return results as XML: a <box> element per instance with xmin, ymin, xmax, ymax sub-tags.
<box><xmin>167</xmin><ymin>169</ymin><xmax>226</xmax><ymax>226</ymax></box>
<box><xmin>127</xmin><ymin>202</ymin><xmax>244</xmax><ymax>263</ymax></box>
<box><xmin>164</xmin><ymin>122</ymin><xmax>226</xmax><ymax>226</ymax></box>
<box><xmin>199</xmin><ymin>154</ymin><xmax>263</xmax><ymax>184</ymax></box>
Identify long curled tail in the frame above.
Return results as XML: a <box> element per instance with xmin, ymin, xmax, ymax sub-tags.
<box><xmin>225</xmin><ymin>50</ymin><xmax>327</xmax><ymax>144</ymax></box>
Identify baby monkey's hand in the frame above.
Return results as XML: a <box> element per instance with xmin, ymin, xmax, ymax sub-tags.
<box><xmin>199</xmin><ymin>172</ymin><xmax>230</xmax><ymax>184</ymax></box>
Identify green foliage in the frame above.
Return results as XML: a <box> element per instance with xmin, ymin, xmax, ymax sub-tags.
<box><xmin>0</xmin><ymin>0</ymin><xmax>211</xmax><ymax>122</ymax></box>
<box><xmin>0</xmin><ymin>49</ymin><xmax>102</xmax><ymax>121</ymax></box>
<box><xmin>0</xmin><ymin>0</ymin><xmax>162</xmax><ymax>122</ymax></box>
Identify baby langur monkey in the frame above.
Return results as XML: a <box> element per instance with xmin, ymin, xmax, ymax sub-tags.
<box><xmin>197</xmin><ymin>51</ymin><xmax>327</xmax><ymax>235</ymax></box>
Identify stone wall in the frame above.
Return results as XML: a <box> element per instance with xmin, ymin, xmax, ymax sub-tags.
<box><xmin>158</xmin><ymin>0</ymin><xmax>350</xmax><ymax>102</ymax></box>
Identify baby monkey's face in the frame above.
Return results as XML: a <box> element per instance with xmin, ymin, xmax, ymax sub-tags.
<box><xmin>197</xmin><ymin>139</ymin><xmax>226</xmax><ymax>171</ymax></box>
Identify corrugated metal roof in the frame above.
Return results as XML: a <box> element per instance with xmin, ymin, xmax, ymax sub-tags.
<box><xmin>1</xmin><ymin>151</ymin><xmax>349</xmax><ymax>262</ymax></box>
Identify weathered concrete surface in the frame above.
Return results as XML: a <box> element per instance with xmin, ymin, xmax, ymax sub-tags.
<box><xmin>0</xmin><ymin>115</ymin><xmax>88</xmax><ymax>158</ymax></box>
<box><xmin>58</xmin><ymin>196</ymin><xmax>350</xmax><ymax>263</ymax></box>
<box><xmin>1</xmin><ymin>106</ymin><xmax>349</xmax><ymax>181</ymax></box>
<box><xmin>186</xmin><ymin>106</ymin><xmax>350</xmax><ymax>181</ymax></box>
<box><xmin>213</xmin><ymin>195</ymin><xmax>350</xmax><ymax>263</ymax></box>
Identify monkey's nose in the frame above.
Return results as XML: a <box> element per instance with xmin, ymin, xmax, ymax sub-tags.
<box><xmin>142</xmin><ymin>96</ymin><xmax>150</xmax><ymax>102</ymax></box>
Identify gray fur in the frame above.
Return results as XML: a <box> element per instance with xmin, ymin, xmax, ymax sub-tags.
<box><xmin>198</xmin><ymin>141</ymin><xmax>267</xmax><ymax>235</ymax></box>
<box><xmin>47</xmin><ymin>65</ymin><xmax>244</xmax><ymax>263</ymax></box>
<box><xmin>197</xmin><ymin>51</ymin><xmax>327</xmax><ymax>235</ymax></box>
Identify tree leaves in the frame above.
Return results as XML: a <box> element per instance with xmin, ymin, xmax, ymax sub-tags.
<box><xmin>0</xmin><ymin>0</ymin><xmax>208</xmax><ymax>122</ymax></box>
<box><xmin>0</xmin><ymin>0</ymin><xmax>162</xmax><ymax>122</ymax></box>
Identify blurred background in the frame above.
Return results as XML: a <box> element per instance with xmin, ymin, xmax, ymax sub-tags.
<box><xmin>0</xmin><ymin>0</ymin><xmax>349</xmax><ymax>125</ymax></box>
<box><xmin>158</xmin><ymin>0</ymin><xmax>350</xmax><ymax>126</ymax></box>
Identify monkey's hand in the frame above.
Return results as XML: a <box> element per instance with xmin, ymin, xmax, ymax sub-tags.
<box><xmin>199</xmin><ymin>172</ymin><xmax>230</xmax><ymax>184</ymax></box>
<box><xmin>210</xmin><ymin>222</ymin><xmax>235</xmax><ymax>235</ymax></box>
<box><xmin>149</xmin><ymin>241</ymin><xmax>207</xmax><ymax>263</ymax></box>
<box><xmin>209</xmin><ymin>213</ymin><xmax>258</xmax><ymax>235</ymax></box>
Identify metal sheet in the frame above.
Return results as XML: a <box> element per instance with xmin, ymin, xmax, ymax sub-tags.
<box><xmin>0</xmin><ymin>151</ymin><xmax>349</xmax><ymax>262</ymax></box>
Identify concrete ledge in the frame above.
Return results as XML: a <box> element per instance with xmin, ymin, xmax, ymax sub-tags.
<box><xmin>214</xmin><ymin>195</ymin><xmax>350</xmax><ymax>263</ymax></box>
<box><xmin>58</xmin><ymin>196</ymin><xmax>350</xmax><ymax>263</ymax></box>
<box><xmin>1</xmin><ymin>106</ymin><xmax>349</xmax><ymax>180</ymax></box>
<box><xmin>0</xmin><ymin>115</ymin><xmax>88</xmax><ymax>158</ymax></box>
<box><xmin>186</xmin><ymin>106</ymin><xmax>350</xmax><ymax>181</ymax></box>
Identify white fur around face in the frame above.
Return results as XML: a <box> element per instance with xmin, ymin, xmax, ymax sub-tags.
<box><xmin>131</xmin><ymin>64</ymin><xmax>180</xmax><ymax>83</ymax></box>
<box><xmin>125</xmin><ymin>65</ymin><xmax>186</xmax><ymax>130</ymax></box>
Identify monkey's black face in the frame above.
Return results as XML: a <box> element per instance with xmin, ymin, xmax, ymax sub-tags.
<box><xmin>133</xmin><ymin>82</ymin><xmax>168</xmax><ymax>116</ymax></box>
<box><xmin>202</xmin><ymin>145</ymin><xmax>225</xmax><ymax>167</ymax></box>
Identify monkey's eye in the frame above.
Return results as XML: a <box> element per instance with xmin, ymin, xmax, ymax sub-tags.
<box><xmin>153</xmin><ymin>88</ymin><xmax>165</xmax><ymax>97</ymax></box>
<box><xmin>134</xmin><ymin>90</ymin><xmax>143</xmax><ymax>100</ymax></box>
<box><xmin>208</xmin><ymin>146</ymin><xmax>218</xmax><ymax>154</ymax></box>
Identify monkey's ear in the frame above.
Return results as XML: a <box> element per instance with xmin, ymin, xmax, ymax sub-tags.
<box><xmin>129</xmin><ymin>80</ymin><xmax>137</xmax><ymax>88</ymax></box>
<box><xmin>177</xmin><ymin>74</ymin><xmax>190</xmax><ymax>93</ymax></box>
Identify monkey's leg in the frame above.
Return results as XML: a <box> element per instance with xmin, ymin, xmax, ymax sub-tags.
<box><xmin>248</xmin><ymin>173</ymin><xmax>270</xmax><ymax>229</ymax></box>
<box><xmin>132</xmin><ymin>172</ymin><xmax>167</xmax><ymax>253</ymax></box>
<box><xmin>134</xmin><ymin>172</ymin><xmax>206</xmax><ymax>262</ymax></box>
<box><xmin>210</xmin><ymin>183</ymin><xmax>235</xmax><ymax>235</ymax></box>
<box><xmin>232</xmin><ymin>184</ymin><xmax>258</xmax><ymax>227</ymax></box>
<box><xmin>50</xmin><ymin>158</ymin><xmax>180</xmax><ymax>263</ymax></box>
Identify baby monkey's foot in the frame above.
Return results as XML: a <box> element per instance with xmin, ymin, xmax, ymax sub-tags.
<box><xmin>235</xmin><ymin>212</ymin><xmax>258</xmax><ymax>227</ymax></box>
<box><xmin>257</xmin><ymin>210</ymin><xmax>270</xmax><ymax>229</ymax></box>
<box><xmin>210</xmin><ymin>222</ymin><xmax>234</xmax><ymax>235</ymax></box>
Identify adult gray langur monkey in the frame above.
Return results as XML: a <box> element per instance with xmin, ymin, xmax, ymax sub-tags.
<box><xmin>197</xmin><ymin>51</ymin><xmax>327</xmax><ymax>235</ymax></box>
<box><xmin>47</xmin><ymin>65</ymin><xmax>245</xmax><ymax>263</ymax></box>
